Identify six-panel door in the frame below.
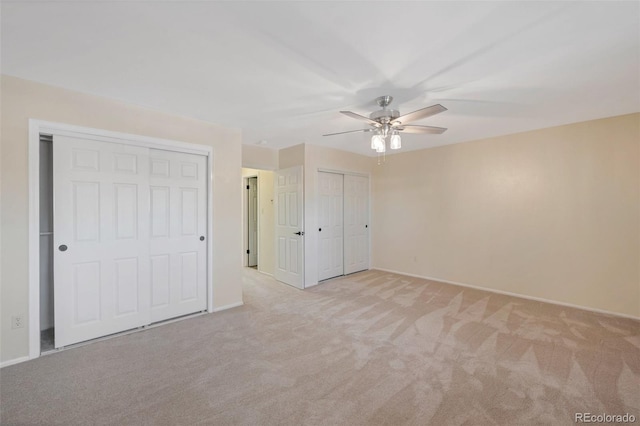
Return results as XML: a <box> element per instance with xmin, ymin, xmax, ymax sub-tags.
<box><xmin>318</xmin><ymin>172</ymin><xmax>344</xmax><ymax>281</ymax></box>
<box><xmin>274</xmin><ymin>166</ymin><xmax>304</xmax><ymax>289</ymax></box>
<box><xmin>344</xmin><ymin>175</ymin><xmax>369</xmax><ymax>275</ymax></box>
<box><xmin>148</xmin><ymin>149</ymin><xmax>207</xmax><ymax>323</ymax></box>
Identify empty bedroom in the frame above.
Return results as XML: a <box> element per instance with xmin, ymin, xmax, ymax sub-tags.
<box><xmin>1</xmin><ymin>1</ymin><xmax>638</xmax><ymax>425</ymax></box>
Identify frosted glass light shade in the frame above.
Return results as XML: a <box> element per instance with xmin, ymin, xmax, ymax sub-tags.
<box><xmin>376</xmin><ymin>139</ymin><xmax>386</xmax><ymax>153</ymax></box>
<box><xmin>390</xmin><ymin>133</ymin><xmax>401</xmax><ymax>150</ymax></box>
<box><xmin>371</xmin><ymin>134</ymin><xmax>384</xmax><ymax>150</ymax></box>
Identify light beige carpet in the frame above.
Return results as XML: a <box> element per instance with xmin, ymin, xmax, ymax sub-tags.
<box><xmin>1</xmin><ymin>269</ymin><xmax>638</xmax><ymax>425</ymax></box>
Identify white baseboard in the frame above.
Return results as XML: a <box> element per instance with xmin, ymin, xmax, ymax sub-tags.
<box><xmin>0</xmin><ymin>355</ymin><xmax>30</xmax><ymax>369</ymax></box>
<box><xmin>257</xmin><ymin>270</ymin><xmax>273</xmax><ymax>277</ymax></box>
<box><xmin>212</xmin><ymin>301</ymin><xmax>244</xmax><ymax>312</ymax></box>
<box><xmin>373</xmin><ymin>267</ymin><xmax>640</xmax><ymax>321</ymax></box>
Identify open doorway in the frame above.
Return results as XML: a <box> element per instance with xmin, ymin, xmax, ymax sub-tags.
<box><xmin>247</xmin><ymin>176</ymin><xmax>258</xmax><ymax>268</ymax></box>
<box><xmin>241</xmin><ymin>168</ymin><xmax>275</xmax><ymax>275</ymax></box>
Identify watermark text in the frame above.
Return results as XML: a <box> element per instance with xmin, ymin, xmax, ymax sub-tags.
<box><xmin>575</xmin><ymin>412</ymin><xmax>636</xmax><ymax>423</ymax></box>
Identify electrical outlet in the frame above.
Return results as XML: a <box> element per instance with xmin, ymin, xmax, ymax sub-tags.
<box><xmin>11</xmin><ymin>315</ymin><xmax>24</xmax><ymax>329</ymax></box>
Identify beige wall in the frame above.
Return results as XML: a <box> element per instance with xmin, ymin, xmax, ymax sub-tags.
<box><xmin>242</xmin><ymin>144</ymin><xmax>278</xmax><ymax>170</ymax></box>
<box><xmin>372</xmin><ymin>113</ymin><xmax>640</xmax><ymax>317</ymax></box>
<box><xmin>303</xmin><ymin>144</ymin><xmax>373</xmax><ymax>286</ymax></box>
<box><xmin>257</xmin><ymin>171</ymin><xmax>275</xmax><ymax>275</ymax></box>
<box><xmin>278</xmin><ymin>144</ymin><xmax>305</xmax><ymax>170</ymax></box>
<box><xmin>0</xmin><ymin>76</ymin><xmax>244</xmax><ymax>363</ymax></box>
<box><xmin>241</xmin><ymin>168</ymin><xmax>275</xmax><ymax>275</ymax></box>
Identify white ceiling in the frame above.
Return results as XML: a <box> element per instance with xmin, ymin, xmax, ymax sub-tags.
<box><xmin>2</xmin><ymin>1</ymin><xmax>639</xmax><ymax>156</ymax></box>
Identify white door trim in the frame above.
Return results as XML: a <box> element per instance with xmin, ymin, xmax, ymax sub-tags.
<box><xmin>317</xmin><ymin>167</ymin><xmax>369</xmax><ymax>178</ymax></box>
<box><xmin>242</xmin><ymin>174</ymin><xmax>259</xmax><ymax>268</ymax></box>
<box><xmin>28</xmin><ymin>119</ymin><xmax>215</xmax><ymax>360</ymax></box>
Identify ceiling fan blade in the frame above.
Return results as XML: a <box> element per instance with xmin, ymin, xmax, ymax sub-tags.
<box><xmin>391</xmin><ymin>104</ymin><xmax>447</xmax><ymax>125</ymax></box>
<box><xmin>323</xmin><ymin>128</ymin><xmax>371</xmax><ymax>137</ymax></box>
<box><xmin>398</xmin><ymin>125</ymin><xmax>447</xmax><ymax>134</ymax></box>
<box><xmin>340</xmin><ymin>111</ymin><xmax>381</xmax><ymax>127</ymax></box>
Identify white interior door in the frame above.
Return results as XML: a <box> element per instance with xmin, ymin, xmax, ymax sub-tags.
<box><xmin>148</xmin><ymin>149</ymin><xmax>207</xmax><ymax>323</ymax></box>
<box><xmin>53</xmin><ymin>135</ymin><xmax>150</xmax><ymax>348</ymax></box>
<box><xmin>344</xmin><ymin>175</ymin><xmax>369</xmax><ymax>275</ymax></box>
<box><xmin>318</xmin><ymin>172</ymin><xmax>344</xmax><ymax>281</ymax></box>
<box><xmin>274</xmin><ymin>166</ymin><xmax>304</xmax><ymax>289</ymax></box>
<box><xmin>247</xmin><ymin>177</ymin><xmax>258</xmax><ymax>267</ymax></box>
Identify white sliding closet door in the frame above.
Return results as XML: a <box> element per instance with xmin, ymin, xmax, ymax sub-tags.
<box><xmin>148</xmin><ymin>149</ymin><xmax>207</xmax><ymax>323</ymax></box>
<box><xmin>344</xmin><ymin>175</ymin><xmax>369</xmax><ymax>275</ymax></box>
<box><xmin>318</xmin><ymin>172</ymin><xmax>344</xmax><ymax>281</ymax></box>
<box><xmin>53</xmin><ymin>135</ymin><xmax>208</xmax><ymax>348</ymax></box>
<box><xmin>53</xmin><ymin>135</ymin><xmax>150</xmax><ymax>348</ymax></box>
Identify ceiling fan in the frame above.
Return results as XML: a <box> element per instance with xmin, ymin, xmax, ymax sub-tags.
<box><xmin>323</xmin><ymin>95</ymin><xmax>447</xmax><ymax>153</ymax></box>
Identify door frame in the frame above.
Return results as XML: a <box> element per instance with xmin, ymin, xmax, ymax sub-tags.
<box><xmin>27</xmin><ymin>119</ymin><xmax>215</xmax><ymax>359</ymax></box>
<box><xmin>242</xmin><ymin>174</ymin><xmax>259</xmax><ymax>268</ymax></box>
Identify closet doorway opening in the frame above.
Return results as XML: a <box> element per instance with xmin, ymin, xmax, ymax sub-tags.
<box><xmin>39</xmin><ymin>134</ymin><xmax>55</xmax><ymax>353</ymax></box>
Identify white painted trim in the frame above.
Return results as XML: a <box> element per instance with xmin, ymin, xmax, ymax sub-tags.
<box><xmin>374</xmin><ymin>268</ymin><xmax>640</xmax><ymax>321</ymax></box>
<box><xmin>212</xmin><ymin>301</ymin><xmax>244</xmax><ymax>312</ymax></box>
<box><xmin>242</xmin><ymin>174</ymin><xmax>259</xmax><ymax>268</ymax></box>
<box><xmin>317</xmin><ymin>167</ymin><xmax>370</xmax><ymax>178</ymax></box>
<box><xmin>0</xmin><ymin>356</ymin><xmax>31</xmax><ymax>369</ymax></box>
<box><xmin>256</xmin><ymin>176</ymin><xmax>262</xmax><ymax>270</ymax></box>
<box><xmin>28</xmin><ymin>120</ymin><xmax>41</xmax><ymax>360</ymax></box>
<box><xmin>36</xmin><ymin>120</ymin><xmax>210</xmax><ymax>155</ymax></box>
<box><xmin>207</xmin><ymin>150</ymin><xmax>215</xmax><ymax>314</ymax></box>
<box><xmin>28</xmin><ymin>119</ymin><xmax>216</xmax><ymax>359</ymax></box>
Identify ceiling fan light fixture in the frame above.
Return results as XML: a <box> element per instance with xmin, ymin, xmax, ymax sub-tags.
<box><xmin>375</xmin><ymin>138</ymin><xmax>386</xmax><ymax>153</ymax></box>
<box><xmin>390</xmin><ymin>133</ymin><xmax>401</xmax><ymax>150</ymax></box>
<box><xmin>371</xmin><ymin>134</ymin><xmax>384</xmax><ymax>151</ymax></box>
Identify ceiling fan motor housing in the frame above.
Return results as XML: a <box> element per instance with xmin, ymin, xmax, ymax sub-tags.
<box><xmin>369</xmin><ymin>109</ymin><xmax>400</xmax><ymax>123</ymax></box>
<box><xmin>370</xmin><ymin>95</ymin><xmax>400</xmax><ymax>124</ymax></box>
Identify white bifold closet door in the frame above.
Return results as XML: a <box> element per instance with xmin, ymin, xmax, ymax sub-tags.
<box><xmin>318</xmin><ymin>172</ymin><xmax>369</xmax><ymax>281</ymax></box>
<box><xmin>53</xmin><ymin>135</ymin><xmax>206</xmax><ymax>348</ymax></box>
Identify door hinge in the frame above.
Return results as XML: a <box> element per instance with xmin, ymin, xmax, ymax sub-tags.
<box><xmin>246</xmin><ymin>249</ymin><xmax>250</xmax><ymax>254</ymax></box>
<box><xmin>246</xmin><ymin>185</ymin><xmax>250</xmax><ymax>190</ymax></box>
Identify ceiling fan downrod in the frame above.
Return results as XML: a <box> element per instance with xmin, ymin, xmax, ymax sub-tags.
<box><xmin>375</xmin><ymin>95</ymin><xmax>393</xmax><ymax>109</ymax></box>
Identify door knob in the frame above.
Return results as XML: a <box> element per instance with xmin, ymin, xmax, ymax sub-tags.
<box><xmin>58</xmin><ymin>244</ymin><xmax>68</xmax><ymax>252</ymax></box>
<box><xmin>319</xmin><ymin>228</ymin><xmax>322</xmax><ymax>232</ymax></box>
<box><xmin>200</xmin><ymin>236</ymin><xmax>205</xmax><ymax>241</ymax></box>
<box><xmin>294</xmin><ymin>231</ymin><xmax>305</xmax><ymax>236</ymax></box>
